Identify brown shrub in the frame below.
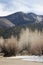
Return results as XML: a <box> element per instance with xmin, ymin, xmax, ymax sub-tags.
<box><xmin>0</xmin><ymin>37</ymin><xmax>4</xmax><ymax>53</ymax></box>
<box><xmin>30</xmin><ymin>35</ymin><xmax>43</xmax><ymax>55</ymax></box>
<box><xmin>18</xmin><ymin>28</ymin><xmax>43</xmax><ymax>55</ymax></box>
<box><xmin>1</xmin><ymin>36</ymin><xmax>18</xmax><ymax>57</ymax></box>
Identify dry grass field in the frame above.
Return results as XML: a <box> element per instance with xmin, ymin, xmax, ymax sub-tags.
<box><xmin>0</xmin><ymin>28</ymin><xmax>43</xmax><ymax>56</ymax></box>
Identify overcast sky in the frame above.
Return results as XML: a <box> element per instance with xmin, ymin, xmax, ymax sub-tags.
<box><xmin>0</xmin><ymin>0</ymin><xmax>43</xmax><ymax>16</ymax></box>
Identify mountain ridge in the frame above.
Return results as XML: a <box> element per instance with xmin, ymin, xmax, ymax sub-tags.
<box><xmin>0</xmin><ymin>11</ymin><xmax>43</xmax><ymax>29</ymax></box>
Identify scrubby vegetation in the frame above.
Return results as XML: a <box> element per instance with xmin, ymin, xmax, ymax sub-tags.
<box><xmin>18</xmin><ymin>28</ymin><xmax>43</xmax><ymax>55</ymax></box>
<box><xmin>0</xmin><ymin>36</ymin><xmax>18</xmax><ymax>56</ymax></box>
<box><xmin>0</xmin><ymin>28</ymin><xmax>43</xmax><ymax>56</ymax></box>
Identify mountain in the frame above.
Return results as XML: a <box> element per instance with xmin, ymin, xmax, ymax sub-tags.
<box><xmin>5</xmin><ymin>12</ymin><xmax>37</xmax><ymax>26</ymax></box>
<box><xmin>4</xmin><ymin>12</ymin><xmax>43</xmax><ymax>26</ymax></box>
<box><xmin>0</xmin><ymin>12</ymin><xmax>43</xmax><ymax>38</ymax></box>
<box><xmin>0</xmin><ymin>18</ymin><xmax>15</xmax><ymax>29</ymax></box>
<box><xmin>0</xmin><ymin>12</ymin><xmax>43</xmax><ymax>27</ymax></box>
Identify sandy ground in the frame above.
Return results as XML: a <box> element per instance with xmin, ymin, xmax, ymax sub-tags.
<box><xmin>0</xmin><ymin>56</ymin><xmax>43</xmax><ymax>65</ymax></box>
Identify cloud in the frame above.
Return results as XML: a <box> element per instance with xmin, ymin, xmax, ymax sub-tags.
<box><xmin>31</xmin><ymin>4</ymin><xmax>43</xmax><ymax>14</ymax></box>
<box><xmin>0</xmin><ymin>3</ymin><xmax>14</xmax><ymax>16</ymax></box>
<box><xmin>0</xmin><ymin>0</ymin><xmax>43</xmax><ymax>16</ymax></box>
<box><xmin>0</xmin><ymin>0</ymin><xmax>31</xmax><ymax>16</ymax></box>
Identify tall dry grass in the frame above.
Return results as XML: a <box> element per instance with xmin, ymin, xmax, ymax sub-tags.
<box><xmin>18</xmin><ymin>28</ymin><xmax>43</xmax><ymax>55</ymax></box>
<box><xmin>0</xmin><ymin>28</ymin><xmax>43</xmax><ymax>56</ymax></box>
<box><xmin>0</xmin><ymin>36</ymin><xmax>18</xmax><ymax>56</ymax></box>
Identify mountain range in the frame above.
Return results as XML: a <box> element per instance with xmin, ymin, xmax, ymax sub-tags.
<box><xmin>0</xmin><ymin>12</ymin><xmax>43</xmax><ymax>29</ymax></box>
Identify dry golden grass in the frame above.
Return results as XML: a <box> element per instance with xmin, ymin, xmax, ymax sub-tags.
<box><xmin>0</xmin><ymin>36</ymin><xmax>18</xmax><ymax>56</ymax></box>
<box><xmin>0</xmin><ymin>28</ymin><xmax>43</xmax><ymax>56</ymax></box>
<box><xmin>18</xmin><ymin>28</ymin><xmax>43</xmax><ymax>55</ymax></box>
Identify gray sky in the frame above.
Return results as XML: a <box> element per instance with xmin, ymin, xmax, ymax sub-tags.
<box><xmin>0</xmin><ymin>0</ymin><xmax>43</xmax><ymax>16</ymax></box>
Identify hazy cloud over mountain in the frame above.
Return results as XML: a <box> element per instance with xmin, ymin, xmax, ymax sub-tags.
<box><xmin>0</xmin><ymin>0</ymin><xmax>43</xmax><ymax>16</ymax></box>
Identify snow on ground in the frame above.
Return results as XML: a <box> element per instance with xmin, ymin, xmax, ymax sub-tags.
<box><xmin>7</xmin><ymin>56</ymin><xmax>43</xmax><ymax>63</ymax></box>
